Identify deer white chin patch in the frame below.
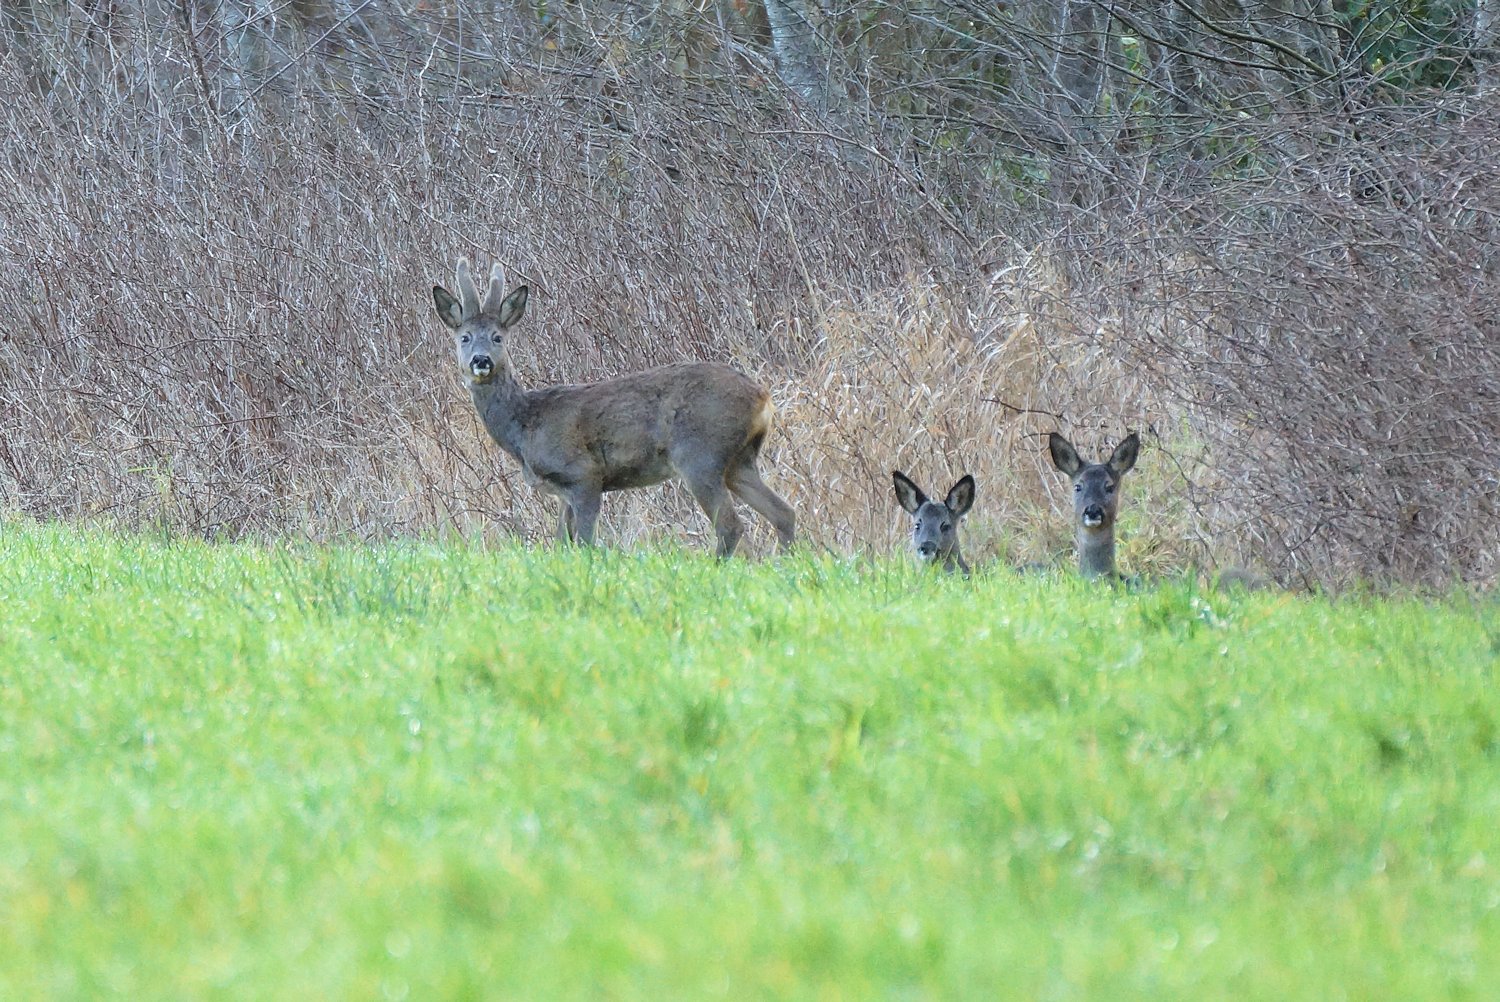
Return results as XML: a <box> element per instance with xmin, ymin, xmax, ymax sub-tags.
<box><xmin>1081</xmin><ymin>513</ymin><xmax>1104</xmax><ymax>528</ymax></box>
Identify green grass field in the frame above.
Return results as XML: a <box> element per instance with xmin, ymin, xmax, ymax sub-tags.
<box><xmin>1</xmin><ymin>521</ymin><xmax>1497</xmax><ymax>1000</ymax></box>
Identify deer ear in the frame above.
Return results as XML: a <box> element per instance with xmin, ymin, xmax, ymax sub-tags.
<box><xmin>945</xmin><ymin>475</ymin><xmax>975</xmax><ymax>518</ymax></box>
<box><xmin>1048</xmin><ymin>433</ymin><xmax>1083</xmax><ymax>477</ymax></box>
<box><xmin>1110</xmin><ymin>432</ymin><xmax>1140</xmax><ymax>476</ymax></box>
<box><xmin>496</xmin><ymin>286</ymin><xmax>529</xmax><ymax>329</ymax></box>
<box><xmin>892</xmin><ymin>471</ymin><xmax>926</xmax><ymax>514</ymax></box>
<box><xmin>433</xmin><ymin>286</ymin><xmax>464</xmax><ymax>329</ymax></box>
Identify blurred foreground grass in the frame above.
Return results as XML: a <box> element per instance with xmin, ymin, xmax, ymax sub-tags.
<box><xmin>0</xmin><ymin>521</ymin><xmax>1496</xmax><ymax>999</ymax></box>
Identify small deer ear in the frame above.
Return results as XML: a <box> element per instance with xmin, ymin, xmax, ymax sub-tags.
<box><xmin>1048</xmin><ymin>433</ymin><xmax>1083</xmax><ymax>477</ymax></box>
<box><xmin>496</xmin><ymin>286</ymin><xmax>529</xmax><ymax>329</ymax></box>
<box><xmin>892</xmin><ymin>471</ymin><xmax>926</xmax><ymax>514</ymax></box>
<box><xmin>1110</xmin><ymin>432</ymin><xmax>1140</xmax><ymax>476</ymax></box>
<box><xmin>945</xmin><ymin>475</ymin><xmax>975</xmax><ymax>518</ymax></box>
<box><xmin>433</xmin><ymin>286</ymin><xmax>464</xmax><ymax>329</ymax></box>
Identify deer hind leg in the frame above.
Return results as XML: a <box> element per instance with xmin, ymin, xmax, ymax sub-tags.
<box><xmin>682</xmin><ymin>467</ymin><xmax>743</xmax><ymax>558</ymax></box>
<box><xmin>726</xmin><ymin>462</ymin><xmax>795</xmax><ymax>552</ymax></box>
<box><xmin>555</xmin><ymin>501</ymin><xmax>576</xmax><ymax>543</ymax></box>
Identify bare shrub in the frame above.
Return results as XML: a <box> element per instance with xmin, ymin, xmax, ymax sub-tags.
<box><xmin>0</xmin><ymin>3</ymin><xmax>1496</xmax><ymax>589</ymax></box>
<box><xmin>1054</xmin><ymin>100</ymin><xmax>1500</xmax><ymax>588</ymax></box>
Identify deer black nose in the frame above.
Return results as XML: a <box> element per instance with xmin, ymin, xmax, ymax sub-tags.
<box><xmin>917</xmin><ymin>542</ymin><xmax>937</xmax><ymax>558</ymax></box>
<box><xmin>470</xmin><ymin>355</ymin><xmax>493</xmax><ymax>375</ymax></box>
<box><xmin>1082</xmin><ymin>504</ymin><xmax>1105</xmax><ymax>527</ymax></box>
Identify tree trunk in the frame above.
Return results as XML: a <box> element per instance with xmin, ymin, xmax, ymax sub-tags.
<box><xmin>1477</xmin><ymin>0</ymin><xmax>1499</xmax><ymax>86</ymax></box>
<box><xmin>763</xmin><ymin>0</ymin><xmax>830</xmax><ymax>114</ymax></box>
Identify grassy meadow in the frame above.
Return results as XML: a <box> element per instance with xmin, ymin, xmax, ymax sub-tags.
<box><xmin>0</xmin><ymin>519</ymin><xmax>1497</xmax><ymax>999</ymax></box>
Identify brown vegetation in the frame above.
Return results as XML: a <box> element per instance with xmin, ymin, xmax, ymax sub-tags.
<box><xmin>0</xmin><ymin>1</ymin><xmax>1495</xmax><ymax>588</ymax></box>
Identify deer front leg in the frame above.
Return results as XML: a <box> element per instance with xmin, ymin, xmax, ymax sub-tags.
<box><xmin>564</xmin><ymin>487</ymin><xmax>603</xmax><ymax>546</ymax></box>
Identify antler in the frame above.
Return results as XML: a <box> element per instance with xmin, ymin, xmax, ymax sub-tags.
<box><xmin>455</xmin><ymin>258</ymin><xmax>482</xmax><ymax>319</ymax></box>
<box><xmin>480</xmin><ymin>262</ymin><xmax>507</xmax><ymax>315</ymax></box>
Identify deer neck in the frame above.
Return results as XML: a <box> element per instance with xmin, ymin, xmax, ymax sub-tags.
<box><xmin>1076</xmin><ymin>528</ymin><xmax>1116</xmax><ymax>579</ymax></box>
<box><xmin>943</xmin><ymin>545</ymin><xmax>970</xmax><ymax>576</ymax></box>
<box><xmin>468</xmin><ymin>357</ymin><xmax>530</xmax><ymax>462</ymax></box>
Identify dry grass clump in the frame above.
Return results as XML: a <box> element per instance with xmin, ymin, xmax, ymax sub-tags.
<box><xmin>767</xmin><ymin>274</ymin><xmax>1202</xmax><ymax>575</ymax></box>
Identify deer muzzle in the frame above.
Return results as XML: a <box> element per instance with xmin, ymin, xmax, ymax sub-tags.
<box><xmin>469</xmin><ymin>355</ymin><xmax>494</xmax><ymax>381</ymax></box>
<box><xmin>1081</xmin><ymin>505</ymin><xmax>1106</xmax><ymax>528</ymax></box>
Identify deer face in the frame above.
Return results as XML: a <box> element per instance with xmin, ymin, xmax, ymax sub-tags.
<box><xmin>1072</xmin><ymin>464</ymin><xmax>1121</xmax><ymax>531</ymax></box>
<box><xmin>432</xmin><ymin>259</ymin><xmax>528</xmax><ymax>386</ymax></box>
<box><xmin>1048</xmin><ymin>432</ymin><xmax>1139</xmax><ymax>536</ymax></box>
<box><xmin>892</xmin><ymin>472</ymin><xmax>975</xmax><ymax>570</ymax></box>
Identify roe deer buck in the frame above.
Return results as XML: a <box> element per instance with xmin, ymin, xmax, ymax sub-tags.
<box><xmin>432</xmin><ymin>259</ymin><xmax>795</xmax><ymax>556</ymax></box>
<box><xmin>1047</xmin><ymin>432</ymin><xmax>1139</xmax><ymax>579</ymax></box>
<box><xmin>891</xmin><ymin>471</ymin><xmax>976</xmax><ymax>575</ymax></box>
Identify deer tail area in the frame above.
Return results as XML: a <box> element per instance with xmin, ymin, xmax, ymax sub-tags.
<box><xmin>742</xmin><ymin>391</ymin><xmax>776</xmax><ymax>459</ymax></box>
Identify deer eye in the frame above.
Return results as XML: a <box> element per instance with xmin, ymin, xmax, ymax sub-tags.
<box><xmin>941</xmin><ymin>522</ymin><xmax>951</xmax><ymax>532</ymax></box>
<box><xmin>1073</xmin><ymin>484</ymin><xmax>1081</xmax><ymax>493</ymax></box>
<box><xmin>1105</xmin><ymin>484</ymin><xmax>1115</xmax><ymax>495</ymax></box>
<box><xmin>460</xmin><ymin>334</ymin><xmax>472</xmax><ymax>344</ymax></box>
